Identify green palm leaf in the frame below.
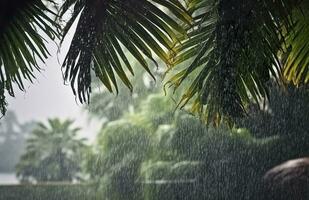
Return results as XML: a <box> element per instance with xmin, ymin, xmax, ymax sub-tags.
<box><xmin>283</xmin><ymin>1</ymin><xmax>309</xmax><ymax>85</ymax></box>
<box><xmin>59</xmin><ymin>0</ymin><xmax>191</xmax><ymax>103</ymax></box>
<box><xmin>0</xmin><ymin>0</ymin><xmax>59</xmax><ymax>116</ymax></box>
<box><xmin>166</xmin><ymin>0</ymin><xmax>304</xmax><ymax>124</ymax></box>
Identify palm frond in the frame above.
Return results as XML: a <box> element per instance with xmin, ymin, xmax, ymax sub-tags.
<box><xmin>0</xmin><ymin>0</ymin><xmax>59</xmax><ymax>116</ymax></box>
<box><xmin>283</xmin><ymin>1</ymin><xmax>309</xmax><ymax>85</ymax></box>
<box><xmin>166</xmin><ymin>0</ymin><xmax>302</xmax><ymax>125</ymax></box>
<box><xmin>59</xmin><ymin>0</ymin><xmax>191</xmax><ymax>103</ymax></box>
<box><xmin>0</xmin><ymin>85</ymin><xmax>7</xmax><ymax>116</ymax></box>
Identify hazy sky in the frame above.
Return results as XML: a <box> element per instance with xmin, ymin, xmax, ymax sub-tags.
<box><xmin>4</xmin><ymin>27</ymin><xmax>100</xmax><ymax>142</ymax></box>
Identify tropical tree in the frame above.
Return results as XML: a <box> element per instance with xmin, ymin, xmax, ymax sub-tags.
<box><xmin>85</xmin><ymin>89</ymin><xmax>263</xmax><ymax>200</ymax></box>
<box><xmin>85</xmin><ymin>90</ymin><xmax>179</xmax><ymax>199</ymax></box>
<box><xmin>85</xmin><ymin>119</ymin><xmax>152</xmax><ymax>200</ymax></box>
<box><xmin>1</xmin><ymin>0</ymin><xmax>308</xmax><ymax>124</ymax></box>
<box><xmin>16</xmin><ymin>118</ymin><xmax>87</xmax><ymax>183</ymax></box>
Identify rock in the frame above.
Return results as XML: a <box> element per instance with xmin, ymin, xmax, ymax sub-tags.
<box><xmin>262</xmin><ymin>158</ymin><xmax>309</xmax><ymax>200</ymax></box>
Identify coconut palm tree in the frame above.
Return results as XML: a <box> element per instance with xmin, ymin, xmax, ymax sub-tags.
<box><xmin>1</xmin><ymin>0</ymin><xmax>308</xmax><ymax>124</ymax></box>
<box><xmin>16</xmin><ymin>118</ymin><xmax>87</xmax><ymax>183</ymax></box>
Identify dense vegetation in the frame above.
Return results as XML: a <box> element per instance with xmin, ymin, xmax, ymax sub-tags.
<box><xmin>1</xmin><ymin>58</ymin><xmax>308</xmax><ymax>199</ymax></box>
<box><xmin>0</xmin><ymin>184</ymin><xmax>95</xmax><ymax>200</ymax></box>
<box><xmin>81</xmin><ymin>82</ymin><xmax>308</xmax><ymax>200</ymax></box>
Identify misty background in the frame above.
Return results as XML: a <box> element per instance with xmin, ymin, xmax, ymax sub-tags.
<box><xmin>0</xmin><ymin>23</ymin><xmax>101</xmax><ymax>184</ymax></box>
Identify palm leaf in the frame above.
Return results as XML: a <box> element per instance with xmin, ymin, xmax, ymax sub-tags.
<box><xmin>0</xmin><ymin>0</ymin><xmax>59</xmax><ymax>116</ymax></box>
<box><xmin>283</xmin><ymin>1</ymin><xmax>309</xmax><ymax>85</ymax></box>
<box><xmin>59</xmin><ymin>0</ymin><xmax>191</xmax><ymax>103</ymax></box>
<box><xmin>166</xmin><ymin>0</ymin><xmax>303</xmax><ymax>124</ymax></box>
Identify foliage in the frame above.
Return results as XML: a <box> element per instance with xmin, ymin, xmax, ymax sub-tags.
<box><xmin>0</xmin><ymin>0</ymin><xmax>308</xmax><ymax>123</ymax></box>
<box><xmin>166</xmin><ymin>0</ymin><xmax>309</xmax><ymax>124</ymax></box>
<box><xmin>85</xmin><ymin>119</ymin><xmax>152</xmax><ymax>200</ymax></box>
<box><xmin>283</xmin><ymin>1</ymin><xmax>309</xmax><ymax>85</ymax></box>
<box><xmin>0</xmin><ymin>0</ymin><xmax>59</xmax><ymax>115</ymax></box>
<box><xmin>86</xmin><ymin>60</ymin><xmax>162</xmax><ymax>122</ymax></box>
<box><xmin>0</xmin><ymin>184</ymin><xmax>95</xmax><ymax>200</ymax></box>
<box><xmin>238</xmin><ymin>83</ymin><xmax>309</xmax><ymax>138</ymax></box>
<box><xmin>16</xmin><ymin>118</ymin><xmax>87</xmax><ymax>183</ymax></box>
<box><xmin>85</xmin><ymin>79</ymin><xmax>309</xmax><ymax>200</ymax></box>
<box><xmin>153</xmin><ymin>123</ymin><xmax>275</xmax><ymax>199</ymax></box>
<box><xmin>142</xmin><ymin>85</ymin><xmax>309</xmax><ymax>200</ymax></box>
<box><xmin>59</xmin><ymin>0</ymin><xmax>190</xmax><ymax>103</ymax></box>
<box><xmin>141</xmin><ymin>161</ymin><xmax>199</xmax><ymax>200</ymax></box>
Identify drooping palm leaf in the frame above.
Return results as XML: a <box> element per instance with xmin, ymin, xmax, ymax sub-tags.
<box><xmin>283</xmin><ymin>1</ymin><xmax>309</xmax><ymax>85</ymax></box>
<box><xmin>0</xmin><ymin>0</ymin><xmax>59</xmax><ymax>116</ymax></box>
<box><xmin>166</xmin><ymin>0</ymin><xmax>304</xmax><ymax>125</ymax></box>
<box><xmin>59</xmin><ymin>0</ymin><xmax>191</xmax><ymax>103</ymax></box>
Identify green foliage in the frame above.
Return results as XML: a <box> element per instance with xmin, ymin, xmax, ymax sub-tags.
<box><xmin>0</xmin><ymin>0</ymin><xmax>308</xmax><ymax>123</ymax></box>
<box><xmin>142</xmin><ymin>161</ymin><xmax>199</xmax><ymax>200</ymax></box>
<box><xmin>87</xmin><ymin>120</ymin><xmax>152</xmax><ymax>200</ymax></box>
<box><xmin>59</xmin><ymin>0</ymin><xmax>190</xmax><ymax>103</ymax></box>
<box><xmin>140</xmin><ymin>85</ymin><xmax>309</xmax><ymax>200</ymax></box>
<box><xmin>283</xmin><ymin>1</ymin><xmax>309</xmax><ymax>85</ymax></box>
<box><xmin>86</xmin><ymin>61</ymin><xmax>161</xmax><ymax>121</ymax></box>
<box><xmin>16</xmin><ymin>118</ymin><xmax>87</xmax><ymax>183</ymax></box>
<box><xmin>238</xmin><ymin>83</ymin><xmax>309</xmax><ymax>138</ymax></box>
<box><xmin>0</xmin><ymin>184</ymin><xmax>95</xmax><ymax>200</ymax></box>
<box><xmin>166</xmin><ymin>0</ymin><xmax>309</xmax><ymax>124</ymax></box>
<box><xmin>135</xmin><ymin>93</ymin><xmax>176</xmax><ymax>129</ymax></box>
<box><xmin>85</xmin><ymin>79</ymin><xmax>309</xmax><ymax>200</ymax></box>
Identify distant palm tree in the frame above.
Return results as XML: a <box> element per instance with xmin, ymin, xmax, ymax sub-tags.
<box><xmin>16</xmin><ymin>118</ymin><xmax>87</xmax><ymax>183</ymax></box>
<box><xmin>1</xmin><ymin>0</ymin><xmax>308</xmax><ymax>124</ymax></box>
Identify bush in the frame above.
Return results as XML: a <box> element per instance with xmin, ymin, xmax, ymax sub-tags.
<box><xmin>0</xmin><ymin>184</ymin><xmax>95</xmax><ymax>200</ymax></box>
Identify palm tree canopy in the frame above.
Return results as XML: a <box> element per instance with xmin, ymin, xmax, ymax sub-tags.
<box><xmin>16</xmin><ymin>118</ymin><xmax>87</xmax><ymax>182</ymax></box>
<box><xmin>0</xmin><ymin>0</ymin><xmax>308</xmax><ymax>124</ymax></box>
<box><xmin>166</xmin><ymin>0</ymin><xmax>309</xmax><ymax>124</ymax></box>
<box><xmin>59</xmin><ymin>0</ymin><xmax>191</xmax><ymax>103</ymax></box>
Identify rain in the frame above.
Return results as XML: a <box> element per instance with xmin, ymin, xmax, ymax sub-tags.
<box><xmin>0</xmin><ymin>0</ymin><xmax>309</xmax><ymax>200</ymax></box>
